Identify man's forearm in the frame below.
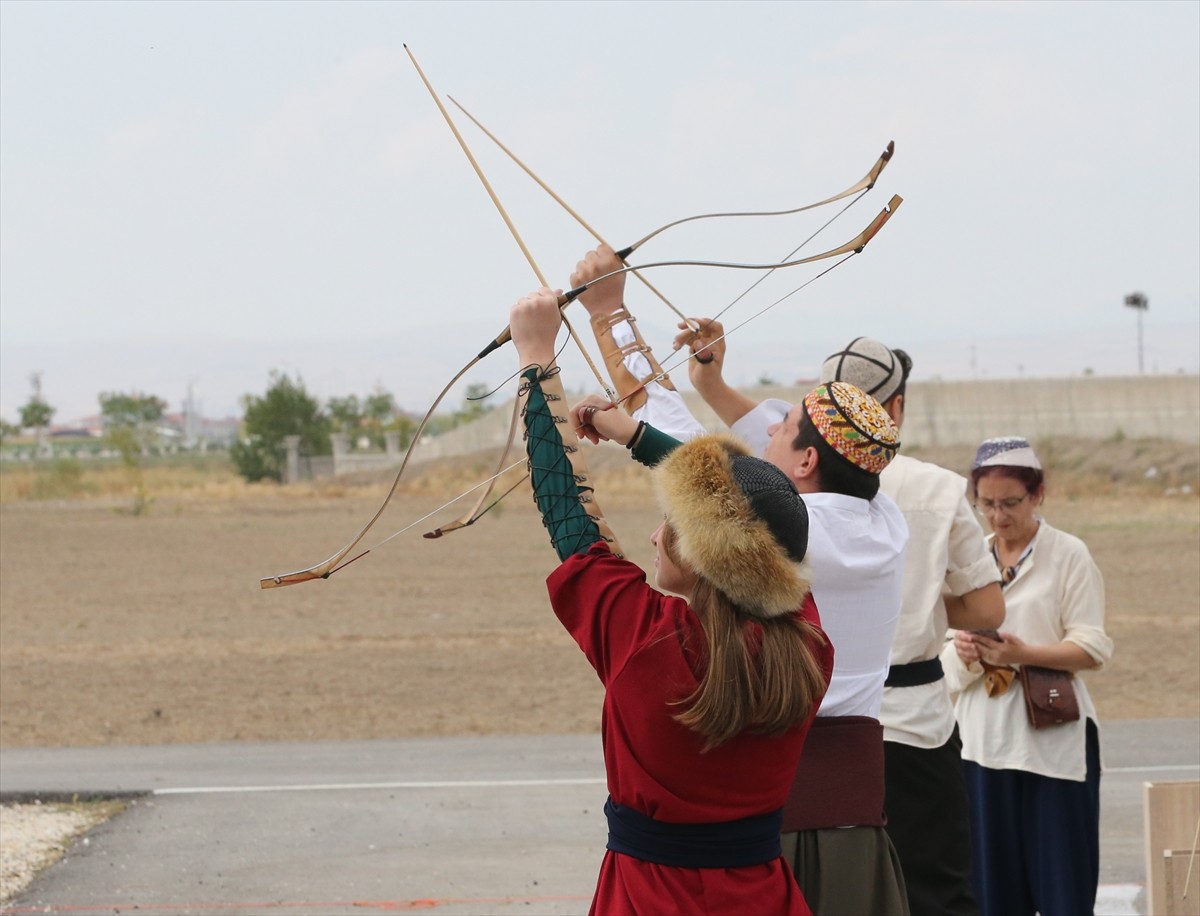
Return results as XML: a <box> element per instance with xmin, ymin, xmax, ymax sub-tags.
<box><xmin>692</xmin><ymin>374</ymin><xmax>759</xmax><ymax>427</ymax></box>
<box><xmin>946</xmin><ymin>582</ymin><xmax>1005</xmax><ymax>632</ymax></box>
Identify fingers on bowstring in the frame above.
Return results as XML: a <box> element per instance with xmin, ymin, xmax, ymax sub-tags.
<box><xmin>572</xmin><ymin>404</ymin><xmax>596</xmax><ymax>444</ymax></box>
<box><xmin>575</xmin><ymin>401</ymin><xmax>616</xmax><ymax>445</ymax></box>
<box><xmin>672</xmin><ymin>320</ymin><xmax>699</xmax><ymax>352</ymax></box>
<box><xmin>674</xmin><ymin>318</ymin><xmax>719</xmax><ymax>358</ymax></box>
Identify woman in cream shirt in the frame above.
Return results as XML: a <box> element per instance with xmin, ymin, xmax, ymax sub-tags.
<box><xmin>942</xmin><ymin>437</ymin><xmax>1112</xmax><ymax>916</ymax></box>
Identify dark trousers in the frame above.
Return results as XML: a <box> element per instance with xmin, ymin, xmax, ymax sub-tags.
<box><xmin>884</xmin><ymin>729</ymin><xmax>979</xmax><ymax>916</ymax></box>
<box><xmin>963</xmin><ymin>719</ymin><xmax>1101</xmax><ymax>916</ymax></box>
<box><xmin>784</xmin><ymin>825</ymin><xmax>910</xmax><ymax>916</ymax></box>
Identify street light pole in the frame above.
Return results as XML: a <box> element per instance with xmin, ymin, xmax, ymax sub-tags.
<box><xmin>1124</xmin><ymin>292</ymin><xmax>1149</xmax><ymax>374</ymax></box>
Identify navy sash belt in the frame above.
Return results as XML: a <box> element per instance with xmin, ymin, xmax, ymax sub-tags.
<box><xmin>885</xmin><ymin>656</ymin><xmax>944</xmax><ymax>688</ymax></box>
<box><xmin>604</xmin><ymin>797</ymin><xmax>783</xmax><ymax>868</ymax></box>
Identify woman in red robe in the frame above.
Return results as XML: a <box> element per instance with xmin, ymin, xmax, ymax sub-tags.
<box><xmin>509</xmin><ymin>289</ymin><xmax>834</xmax><ymax>916</ymax></box>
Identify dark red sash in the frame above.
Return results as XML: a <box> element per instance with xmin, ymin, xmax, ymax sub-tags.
<box><xmin>781</xmin><ymin>715</ymin><xmax>886</xmax><ymax>832</ymax></box>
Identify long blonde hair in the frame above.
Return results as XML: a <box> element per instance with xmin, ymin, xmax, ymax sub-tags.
<box><xmin>662</xmin><ymin>524</ymin><xmax>827</xmax><ymax>751</ymax></box>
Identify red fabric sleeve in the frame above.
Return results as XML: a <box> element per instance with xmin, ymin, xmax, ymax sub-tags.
<box><xmin>547</xmin><ymin>542</ymin><xmax>686</xmax><ymax>685</ymax></box>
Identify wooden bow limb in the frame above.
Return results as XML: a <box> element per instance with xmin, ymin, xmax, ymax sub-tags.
<box><xmin>422</xmin><ymin>470</ymin><xmax>530</xmax><ymax>539</ymax></box>
<box><xmin>652</xmin><ymin>144</ymin><xmax>893</xmax><ymax>352</ymax></box>
<box><xmin>447</xmin><ymin>95</ymin><xmax>699</xmax><ymax>335</ymax></box>
<box><xmin>554</xmin><ymin>194</ymin><xmax>903</xmax><ymax>311</ymax></box>
<box><xmin>403</xmin><ymin>45</ymin><xmax>623</xmax><ymax>543</ymax></box>
<box><xmin>464</xmin><ymin>194</ymin><xmax>902</xmax><ymax>373</ymax></box>
<box><xmin>260</xmin><ymin>46</ymin><xmax>582</xmax><ymax>587</ymax></box>
<box><xmin>592</xmin><ymin>195</ymin><xmax>905</xmax><ymax>413</ymax></box>
<box><xmin>422</xmin><ymin>381</ymin><xmax>526</xmax><ymax>539</ymax></box>
<box><xmin>469</xmin><ymin>195</ymin><xmax>903</xmax><ymax>423</ymax></box>
<box><xmin>690</xmin><ymin>188</ymin><xmax>876</xmax><ymax>341</ymax></box>
<box><xmin>259</xmin><ymin>349</ymin><xmax>497</xmax><ymax>588</ymax></box>
<box><xmin>331</xmin><ymin>457</ymin><xmax>532</xmax><ymax>576</ymax></box>
<box><xmin>446</xmin><ymin>94</ymin><xmax>892</xmax><ymax>347</ymax></box>
<box><xmin>405</xmin><ymin>46</ymin><xmax>613</xmax><ymax>402</ymax></box>
<box><xmin>262</xmin><ymin>194</ymin><xmax>901</xmax><ymax>586</ymax></box>
<box><xmin>616</xmin><ymin>141</ymin><xmax>894</xmax><ymax>258</ymax></box>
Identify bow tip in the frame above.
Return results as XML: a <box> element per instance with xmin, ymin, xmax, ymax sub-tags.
<box><xmin>423</xmin><ymin>528</ymin><xmax>445</xmax><ymax>540</ymax></box>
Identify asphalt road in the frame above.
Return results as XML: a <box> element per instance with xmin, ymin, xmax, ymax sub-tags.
<box><xmin>1</xmin><ymin>718</ymin><xmax>1197</xmax><ymax>916</ymax></box>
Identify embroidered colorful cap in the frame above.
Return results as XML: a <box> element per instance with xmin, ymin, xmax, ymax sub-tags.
<box><xmin>803</xmin><ymin>382</ymin><xmax>900</xmax><ymax>475</ymax></box>
<box><xmin>820</xmin><ymin>336</ymin><xmax>912</xmax><ymax>406</ymax></box>
<box><xmin>972</xmin><ymin>437</ymin><xmax>1042</xmax><ymax>471</ymax></box>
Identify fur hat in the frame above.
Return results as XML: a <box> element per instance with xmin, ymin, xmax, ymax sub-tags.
<box><xmin>820</xmin><ymin>336</ymin><xmax>911</xmax><ymax>405</ymax></box>
<box><xmin>655</xmin><ymin>435</ymin><xmax>811</xmax><ymax>619</ymax></box>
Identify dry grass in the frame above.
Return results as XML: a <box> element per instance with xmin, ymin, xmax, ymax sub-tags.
<box><xmin>0</xmin><ymin>435</ymin><xmax>1196</xmax><ymax>750</ymax></box>
<box><xmin>0</xmin><ymin>457</ymin><xmax>374</xmax><ymax>506</ymax></box>
<box><xmin>3</xmin><ymin>435</ymin><xmax>1195</xmax><ymax>509</ymax></box>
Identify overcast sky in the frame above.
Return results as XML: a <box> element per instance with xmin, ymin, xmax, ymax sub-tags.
<box><xmin>2</xmin><ymin>0</ymin><xmax>1197</xmax><ymax>424</ymax></box>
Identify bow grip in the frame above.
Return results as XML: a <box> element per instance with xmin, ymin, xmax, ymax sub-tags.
<box><xmin>476</xmin><ymin>291</ymin><xmax>582</xmax><ymax>360</ymax></box>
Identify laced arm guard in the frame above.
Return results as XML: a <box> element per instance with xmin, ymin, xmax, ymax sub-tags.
<box><xmin>520</xmin><ymin>364</ymin><xmax>623</xmax><ymax>562</ymax></box>
<box><xmin>589</xmin><ymin>305</ymin><xmax>678</xmax><ymax>413</ymax></box>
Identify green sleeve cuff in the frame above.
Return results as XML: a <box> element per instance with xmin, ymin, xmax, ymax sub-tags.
<box><xmin>521</xmin><ymin>368</ymin><xmax>602</xmax><ymax>561</ymax></box>
<box><xmin>629</xmin><ymin>423</ymin><xmax>682</xmax><ymax>468</ymax></box>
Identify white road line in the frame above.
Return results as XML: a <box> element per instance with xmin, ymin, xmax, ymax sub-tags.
<box><xmin>155</xmin><ymin>777</ymin><xmax>608</xmax><ymax>796</ymax></box>
<box><xmin>152</xmin><ymin>765</ymin><xmax>1198</xmax><ymax>795</ymax></box>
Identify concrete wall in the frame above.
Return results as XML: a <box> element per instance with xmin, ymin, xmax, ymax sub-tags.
<box><xmin>298</xmin><ymin>374</ymin><xmax>1199</xmax><ymax>479</ymax></box>
<box><xmin>753</xmin><ymin>374</ymin><xmax>1200</xmax><ymax>448</ymax></box>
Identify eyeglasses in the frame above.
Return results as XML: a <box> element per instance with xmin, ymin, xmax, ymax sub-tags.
<box><xmin>975</xmin><ymin>494</ymin><xmax>1030</xmax><ymax>515</ymax></box>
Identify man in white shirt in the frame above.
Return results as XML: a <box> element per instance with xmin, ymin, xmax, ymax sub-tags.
<box><xmin>694</xmin><ymin>331</ymin><xmax>1005</xmax><ymax>916</ymax></box>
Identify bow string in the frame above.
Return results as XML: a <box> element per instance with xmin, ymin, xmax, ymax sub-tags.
<box><xmin>258</xmin><ymin>55</ymin><xmax>902</xmax><ymax>589</ymax></box>
<box><xmin>421</xmin><ymin>194</ymin><xmax>904</xmax><ymax>536</ymax></box>
<box><xmin>448</xmin><ymin>95</ymin><xmax>894</xmax><ymax>341</ymax></box>
<box><xmin>402</xmin><ymin>45</ymin><xmax>619</xmax><ymax>543</ymax></box>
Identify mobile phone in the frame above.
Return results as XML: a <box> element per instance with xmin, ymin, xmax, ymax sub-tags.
<box><xmin>970</xmin><ymin>628</ymin><xmax>1002</xmax><ymax>641</ymax></box>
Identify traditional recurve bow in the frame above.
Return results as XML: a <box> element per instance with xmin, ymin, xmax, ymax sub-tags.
<box><xmin>259</xmin><ymin>195</ymin><xmax>902</xmax><ymax>588</ymax></box>
<box><xmin>260</xmin><ymin>47</ymin><xmax>612</xmax><ymax>588</ymax></box>
<box><xmin>431</xmin><ymin>194</ymin><xmax>904</xmax><ymax>536</ymax></box>
<box><xmin>448</xmin><ymin>96</ymin><xmax>893</xmax><ymax>346</ymax></box>
<box><xmin>404</xmin><ymin>45</ymin><xmax>623</xmax><ymax>541</ymax></box>
<box><xmin>259</xmin><ymin>55</ymin><xmax>901</xmax><ymax>589</ymax></box>
<box><xmin>449</xmin><ymin>95</ymin><xmax>892</xmax><ymax>258</ymax></box>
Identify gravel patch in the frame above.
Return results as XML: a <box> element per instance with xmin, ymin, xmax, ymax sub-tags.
<box><xmin>0</xmin><ymin>801</ymin><xmax>123</xmax><ymax>903</ymax></box>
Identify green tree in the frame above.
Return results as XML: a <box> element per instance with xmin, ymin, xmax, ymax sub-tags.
<box><xmin>20</xmin><ymin>372</ymin><xmax>55</xmax><ymax>452</ymax></box>
<box><xmin>0</xmin><ymin>418</ymin><xmax>18</xmax><ymax>444</ymax></box>
<box><xmin>19</xmin><ymin>397</ymin><xmax>54</xmax><ymax>431</ymax></box>
<box><xmin>99</xmin><ymin>392</ymin><xmax>167</xmax><ymax>439</ymax></box>
<box><xmin>363</xmin><ymin>390</ymin><xmax>396</xmax><ymax>424</ymax></box>
<box><xmin>233</xmin><ymin>372</ymin><xmax>329</xmax><ymax>483</ymax></box>
<box><xmin>327</xmin><ymin>395</ymin><xmax>363</xmax><ymax>435</ymax></box>
<box><xmin>362</xmin><ymin>389</ymin><xmax>400</xmax><ymax>449</ymax></box>
<box><xmin>384</xmin><ymin>412</ymin><xmax>417</xmax><ymax>451</ymax></box>
<box><xmin>327</xmin><ymin>388</ymin><xmax>407</xmax><ymax>450</ymax></box>
<box><xmin>99</xmin><ymin>391</ymin><xmax>168</xmax><ymax>515</ymax></box>
<box><xmin>456</xmin><ymin>381</ymin><xmax>496</xmax><ymax>423</ymax></box>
